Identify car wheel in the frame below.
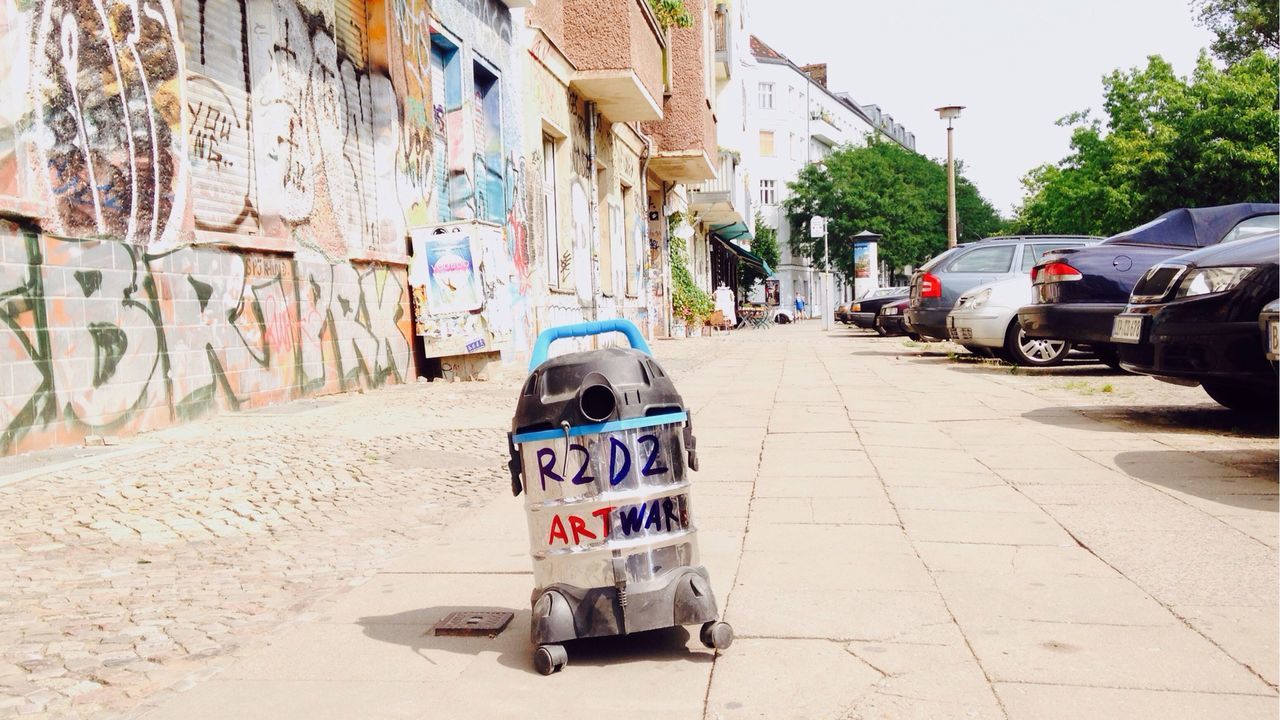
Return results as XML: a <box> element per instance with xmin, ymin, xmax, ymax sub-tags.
<box><xmin>1202</xmin><ymin>382</ymin><xmax>1280</xmax><ymax>415</ymax></box>
<box><xmin>875</xmin><ymin>324</ymin><xmax>888</xmax><ymax>336</ymax></box>
<box><xmin>1004</xmin><ymin>323</ymin><xmax>1070</xmax><ymax>367</ymax></box>
<box><xmin>906</xmin><ymin>332</ymin><xmax>922</xmax><ymax>342</ymax></box>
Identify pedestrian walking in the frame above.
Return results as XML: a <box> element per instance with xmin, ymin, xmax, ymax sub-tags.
<box><xmin>794</xmin><ymin>294</ymin><xmax>806</xmax><ymax>320</ymax></box>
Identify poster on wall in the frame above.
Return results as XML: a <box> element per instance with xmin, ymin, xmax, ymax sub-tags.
<box><xmin>764</xmin><ymin>278</ymin><xmax>780</xmax><ymax>306</ymax></box>
<box><xmin>410</xmin><ymin>228</ymin><xmax>484</xmax><ymax>315</ymax></box>
<box><xmin>853</xmin><ymin>241</ymin><xmax>873</xmax><ymax>279</ymax></box>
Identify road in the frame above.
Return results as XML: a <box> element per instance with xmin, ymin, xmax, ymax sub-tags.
<box><xmin>1</xmin><ymin>323</ymin><xmax>1276</xmax><ymax>719</ymax></box>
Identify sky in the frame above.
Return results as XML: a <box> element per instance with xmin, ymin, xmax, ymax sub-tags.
<box><xmin>748</xmin><ymin>0</ymin><xmax>1218</xmax><ymax>219</ymax></box>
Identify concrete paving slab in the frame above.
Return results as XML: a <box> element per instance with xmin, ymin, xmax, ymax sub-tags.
<box><xmin>994</xmin><ymin>682</ymin><xmax>1278</xmax><ymax>720</ymax></box>
<box><xmin>753</xmin><ymin>474</ymin><xmax>886</xmax><ymax>498</ymax></box>
<box><xmin>914</xmin><ymin>542</ymin><xmax>1118</xmax><ymax>578</ymax></box>
<box><xmin>1180</xmin><ymin>604</ymin><xmax>1279</xmax><ymax>687</ymax></box>
<box><xmin>965</xmin><ymin>619</ymin><xmax>1272</xmax><ymax>693</ymax></box>
<box><xmin>704</xmin><ymin>638</ymin><xmax>881</xmax><ymax>719</ymax></box>
<box><xmin>886</xmin><ymin>484</ymin><xmax>1041</xmax><ymax>513</ymax></box>
<box><xmin>758</xmin><ymin>448</ymin><xmax>877</xmax><ymax>477</ymax></box>
<box><xmin>934</xmin><ymin>571</ymin><xmax>1177</xmax><ymax>626</ymax></box>
<box><xmin>897</xmin><ymin>509</ymin><xmax>1076</xmax><ymax>546</ymax></box>
<box><xmin>761</xmin><ymin>431</ymin><xmax>862</xmax><ymax>453</ymax></box>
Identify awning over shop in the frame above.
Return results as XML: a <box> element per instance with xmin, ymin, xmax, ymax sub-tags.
<box><xmin>710</xmin><ymin>223</ymin><xmax>773</xmax><ymax>276</ymax></box>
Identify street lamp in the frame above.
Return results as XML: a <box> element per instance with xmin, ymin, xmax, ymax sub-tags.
<box><xmin>935</xmin><ymin>105</ymin><xmax>964</xmax><ymax>248</ymax></box>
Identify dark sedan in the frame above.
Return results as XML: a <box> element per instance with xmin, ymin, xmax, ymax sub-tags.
<box><xmin>1113</xmin><ymin>233</ymin><xmax>1279</xmax><ymax>413</ymax></box>
<box><xmin>849</xmin><ymin>287</ymin><xmax>909</xmax><ymax>332</ymax></box>
<box><xmin>874</xmin><ymin>297</ymin><xmax>912</xmax><ymax>337</ymax></box>
<box><xmin>1020</xmin><ymin>203</ymin><xmax>1279</xmax><ymax>366</ymax></box>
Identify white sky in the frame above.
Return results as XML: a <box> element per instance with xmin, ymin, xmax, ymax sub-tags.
<box><xmin>749</xmin><ymin>0</ymin><xmax>1218</xmax><ymax>217</ymax></box>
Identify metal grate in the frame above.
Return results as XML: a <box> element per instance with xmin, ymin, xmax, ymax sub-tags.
<box><xmin>432</xmin><ymin>610</ymin><xmax>513</xmax><ymax>637</ymax></box>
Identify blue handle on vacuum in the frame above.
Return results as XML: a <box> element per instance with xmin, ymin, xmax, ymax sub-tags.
<box><xmin>528</xmin><ymin>319</ymin><xmax>652</xmax><ymax>370</ymax></box>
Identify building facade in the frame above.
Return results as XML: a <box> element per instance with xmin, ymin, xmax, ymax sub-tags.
<box><xmin>743</xmin><ymin>35</ymin><xmax>916</xmax><ymax>316</ymax></box>
<box><xmin>0</xmin><ymin>0</ymin><xmax>722</xmax><ymax>453</ymax></box>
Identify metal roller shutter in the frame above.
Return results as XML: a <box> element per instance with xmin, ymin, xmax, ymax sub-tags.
<box><xmin>182</xmin><ymin>0</ymin><xmax>259</xmax><ymax>233</ymax></box>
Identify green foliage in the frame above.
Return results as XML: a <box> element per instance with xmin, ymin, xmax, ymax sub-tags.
<box><xmin>739</xmin><ymin>212</ymin><xmax>779</xmax><ymax>288</ymax></box>
<box><xmin>783</xmin><ymin>140</ymin><xmax>1002</xmax><ymax>280</ymax></box>
<box><xmin>667</xmin><ymin>213</ymin><xmax>712</xmax><ymax>324</ymax></box>
<box><xmin>1193</xmin><ymin>0</ymin><xmax>1279</xmax><ymax>65</ymax></box>
<box><xmin>647</xmin><ymin>0</ymin><xmax>693</xmax><ymax>29</ymax></box>
<box><xmin>1010</xmin><ymin>52</ymin><xmax>1279</xmax><ymax>236</ymax></box>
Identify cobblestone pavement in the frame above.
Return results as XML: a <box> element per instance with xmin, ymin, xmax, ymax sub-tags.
<box><xmin>0</xmin><ymin>378</ymin><xmax>526</xmax><ymax>718</ymax></box>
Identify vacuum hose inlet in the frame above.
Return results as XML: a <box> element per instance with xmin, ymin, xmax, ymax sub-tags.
<box><xmin>579</xmin><ymin>382</ymin><xmax>617</xmax><ymax>422</ymax></box>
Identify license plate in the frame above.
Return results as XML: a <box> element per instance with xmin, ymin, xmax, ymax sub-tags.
<box><xmin>1111</xmin><ymin>314</ymin><xmax>1145</xmax><ymax>344</ymax></box>
<box><xmin>1268</xmin><ymin>319</ymin><xmax>1278</xmax><ymax>359</ymax></box>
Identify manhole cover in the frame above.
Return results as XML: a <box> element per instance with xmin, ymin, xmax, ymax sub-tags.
<box><xmin>433</xmin><ymin>610</ymin><xmax>513</xmax><ymax>637</ymax></box>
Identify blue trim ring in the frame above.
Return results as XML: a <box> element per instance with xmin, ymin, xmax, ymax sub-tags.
<box><xmin>512</xmin><ymin>411</ymin><xmax>688</xmax><ymax>444</ymax></box>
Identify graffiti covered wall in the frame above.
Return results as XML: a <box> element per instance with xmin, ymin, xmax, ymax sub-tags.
<box><xmin>0</xmin><ymin>0</ymin><xmax>428</xmax><ymax>451</ymax></box>
<box><xmin>0</xmin><ymin>220</ymin><xmax>411</xmax><ymax>454</ymax></box>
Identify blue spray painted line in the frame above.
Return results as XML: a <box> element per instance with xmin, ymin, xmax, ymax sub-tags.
<box><xmin>512</xmin><ymin>411</ymin><xmax>687</xmax><ymax>444</ymax></box>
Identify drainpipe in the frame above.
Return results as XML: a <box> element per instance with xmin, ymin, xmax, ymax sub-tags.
<box><xmin>638</xmin><ymin>133</ymin><xmax>656</xmax><ymax>338</ymax></box>
<box><xmin>586</xmin><ymin>101</ymin><xmax>600</xmax><ymax>324</ymax></box>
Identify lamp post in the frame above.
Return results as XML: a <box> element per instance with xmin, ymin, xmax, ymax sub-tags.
<box><xmin>935</xmin><ymin>105</ymin><xmax>964</xmax><ymax>248</ymax></box>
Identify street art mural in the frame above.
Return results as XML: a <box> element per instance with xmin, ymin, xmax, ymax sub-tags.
<box><xmin>0</xmin><ymin>220</ymin><xmax>411</xmax><ymax>454</ymax></box>
<box><xmin>31</xmin><ymin>0</ymin><xmax>187</xmax><ymax>247</ymax></box>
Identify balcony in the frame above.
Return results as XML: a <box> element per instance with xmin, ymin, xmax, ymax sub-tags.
<box><xmin>809</xmin><ymin>110</ymin><xmax>841</xmax><ymax>147</ymax></box>
<box><xmin>689</xmin><ymin>152</ymin><xmax>746</xmax><ymax>225</ymax></box>
<box><xmin>641</xmin><ymin>0</ymin><xmax>717</xmax><ymax>182</ymax></box>
<box><xmin>713</xmin><ymin>5</ymin><xmax>731</xmax><ymax>80</ymax></box>
<box><xmin>556</xmin><ymin>0</ymin><xmax>665</xmax><ymax>121</ymax></box>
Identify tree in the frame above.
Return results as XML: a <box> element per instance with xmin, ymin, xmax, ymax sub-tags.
<box><xmin>1010</xmin><ymin>52</ymin><xmax>1279</xmax><ymax>236</ymax></box>
<box><xmin>783</xmin><ymin>140</ymin><xmax>1002</xmax><ymax>282</ymax></box>
<box><xmin>1193</xmin><ymin>0</ymin><xmax>1279</xmax><ymax>65</ymax></box>
<box><xmin>739</xmin><ymin>212</ymin><xmax>779</xmax><ymax>289</ymax></box>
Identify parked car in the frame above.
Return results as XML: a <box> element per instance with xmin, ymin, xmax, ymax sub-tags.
<box><xmin>835</xmin><ymin>303</ymin><xmax>851</xmax><ymax>324</ymax></box>
<box><xmin>1113</xmin><ymin>233</ymin><xmax>1279</xmax><ymax>412</ymax></box>
<box><xmin>849</xmin><ymin>286</ymin><xmax>909</xmax><ymax>332</ymax></box>
<box><xmin>906</xmin><ymin>236</ymin><xmax>1099</xmax><ymax>341</ymax></box>
<box><xmin>949</xmin><ymin>238</ymin><xmax>1107</xmax><ymax>366</ymax></box>
<box><xmin>875</xmin><ymin>297</ymin><xmax>912</xmax><ymax>337</ymax></box>
<box><xmin>1020</xmin><ymin>204</ymin><xmax>1279</xmax><ymax>367</ymax></box>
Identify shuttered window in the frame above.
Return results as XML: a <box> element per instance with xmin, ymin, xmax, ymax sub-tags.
<box><xmin>183</xmin><ymin>0</ymin><xmax>259</xmax><ymax>232</ymax></box>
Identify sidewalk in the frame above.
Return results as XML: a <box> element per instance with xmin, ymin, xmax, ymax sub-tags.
<box><xmin>3</xmin><ymin>324</ymin><xmax>1276</xmax><ymax>719</ymax></box>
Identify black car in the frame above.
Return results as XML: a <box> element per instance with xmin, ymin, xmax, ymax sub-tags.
<box><xmin>875</xmin><ymin>297</ymin><xmax>912</xmax><ymax>337</ymax></box>
<box><xmin>1113</xmin><ymin>233</ymin><xmax>1279</xmax><ymax>412</ymax></box>
<box><xmin>849</xmin><ymin>287</ymin><xmax>909</xmax><ymax>332</ymax></box>
<box><xmin>1020</xmin><ymin>204</ymin><xmax>1279</xmax><ymax>366</ymax></box>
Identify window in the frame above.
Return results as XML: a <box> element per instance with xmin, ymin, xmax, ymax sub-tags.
<box><xmin>1021</xmin><ymin>242</ymin><xmax>1084</xmax><ymax>272</ymax></box>
<box><xmin>759</xmin><ymin>179</ymin><xmax>776</xmax><ymax>205</ymax></box>
<box><xmin>473</xmin><ymin>61</ymin><xmax>503</xmax><ymax>223</ymax></box>
<box><xmin>948</xmin><ymin>245</ymin><xmax>1015</xmax><ymax>273</ymax></box>
<box><xmin>431</xmin><ymin>33</ymin><xmax>462</xmax><ymax>222</ymax></box>
<box><xmin>542</xmin><ymin>135</ymin><xmax>560</xmax><ymax>286</ymax></box>
<box><xmin>759</xmin><ymin>131</ymin><xmax>774</xmax><ymax>156</ymax></box>
<box><xmin>1221</xmin><ymin>214</ymin><xmax>1279</xmax><ymax>244</ymax></box>
<box><xmin>758</xmin><ymin>82</ymin><xmax>773</xmax><ymax>109</ymax></box>
<box><xmin>623</xmin><ymin>185</ymin><xmax>639</xmax><ymax>296</ymax></box>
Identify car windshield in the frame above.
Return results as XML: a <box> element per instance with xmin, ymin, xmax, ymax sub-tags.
<box><xmin>1220</xmin><ymin>214</ymin><xmax>1279</xmax><ymax>244</ymax></box>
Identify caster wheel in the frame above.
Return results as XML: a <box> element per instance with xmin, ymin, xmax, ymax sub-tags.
<box><xmin>534</xmin><ymin>644</ymin><xmax>568</xmax><ymax>675</ymax></box>
<box><xmin>700</xmin><ymin>621</ymin><xmax>734</xmax><ymax>650</ymax></box>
